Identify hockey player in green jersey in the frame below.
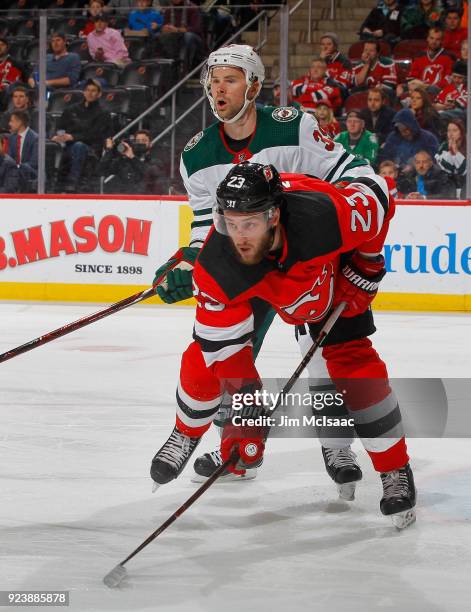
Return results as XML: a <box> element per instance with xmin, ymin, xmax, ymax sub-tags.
<box><xmin>152</xmin><ymin>44</ymin><xmax>389</xmax><ymax>496</ymax></box>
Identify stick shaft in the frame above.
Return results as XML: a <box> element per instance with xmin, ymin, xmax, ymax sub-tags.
<box><xmin>121</xmin><ymin>456</ymin><xmax>234</xmax><ymax>566</ymax></box>
<box><xmin>0</xmin><ymin>287</ymin><xmax>156</xmax><ymax>364</ymax></box>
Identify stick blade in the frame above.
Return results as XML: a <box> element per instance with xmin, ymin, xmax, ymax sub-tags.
<box><xmin>103</xmin><ymin>564</ymin><xmax>127</xmax><ymax>588</ymax></box>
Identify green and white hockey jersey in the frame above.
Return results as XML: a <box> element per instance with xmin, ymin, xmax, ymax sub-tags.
<box><xmin>180</xmin><ymin>105</ymin><xmax>388</xmax><ymax>245</ymax></box>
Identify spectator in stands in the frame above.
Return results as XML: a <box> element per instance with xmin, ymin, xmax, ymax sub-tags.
<box><xmin>291</xmin><ymin>58</ymin><xmax>343</xmax><ymax>112</ymax></box>
<box><xmin>334</xmin><ymin>109</ymin><xmax>378</xmax><ymax>165</ymax></box>
<box><xmin>397</xmin><ymin>149</ymin><xmax>456</xmax><ymax>198</ymax></box>
<box><xmin>359</xmin><ymin>0</ymin><xmax>403</xmax><ymax>46</ymax></box>
<box><xmin>157</xmin><ymin>0</ymin><xmax>205</xmax><ymax>73</ymax></box>
<box><xmin>310</xmin><ymin>100</ymin><xmax>340</xmax><ymax>138</ymax></box>
<box><xmin>379</xmin><ymin>107</ymin><xmax>439</xmax><ymax>169</ymax></box>
<box><xmin>87</xmin><ymin>13</ymin><xmax>131</xmax><ymax>68</ymax></box>
<box><xmin>434</xmin><ymin>59</ymin><xmax>467</xmax><ymax>119</ymax></box>
<box><xmin>319</xmin><ymin>32</ymin><xmax>353</xmax><ymax>93</ymax></box>
<box><xmin>0</xmin><ymin>86</ymin><xmax>32</xmax><ymax>132</ymax></box>
<box><xmin>442</xmin><ymin>8</ymin><xmax>468</xmax><ymax>56</ymax></box>
<box><xmin>0</xmin><ymin>150</ymin><xmax>19</xmax><ymax>194</ymax></box>
<box><xmin>435</xmin><ymin>118</ymin><xmax>466</xmax><ymax>194</ymax></box>
<box><xmin>27</xmin><ymin>32</ymin><xmax>81</xmax><ymax>91</ymax></box>
<box><xmin>352</xmin><ymin>40</ymin><xmax>398</xmax><ymax>98</ymax></box>
<box><xmin>98</xmin><ymin>128</ymin><xmax>162</xmax><ymax>194</ymax></box>
<box><xmin>378</xmin><ymin>159</ymin><xmax>399</xmax><ymax>180</ymax></box>
<box><xmin>0</xmin><ymin>38</ymin><xmax>24</xmax><ymax>111</ymax></box>
<box><xmin>409</xmin><ymin>85</ymin><xmax>442</xmax><ymax>138</ymax></box>
<box><xmin>7</xmin><ymin>109</ymin><xmax>37</xmax><ymax>191</ymax></box>
<box><xmin>400</xmin><ymin>0</ymin><xmax>443</xmax><ymax>40</ymax></box>
<box><xmin>363</xmin><ymin>86</ymin><xmax>396</xmax><ymax>145</ymax></box>
<box><xmin>51</xmin><ymin>79</ymin><xmax>112</xmax><ymax>192</ymax></box>
<box><xmin>397</xmin><ymin>27</ymin><xmax>454</xmax><ymax>98</ymax></box>
<box><xmin>460</xmin><ymin>38</ymin><xmax>468</xmax><ymax>60</ymax></box>
<box><xmin>80</xmin><ymin>0</ymin><xmax>106</xmax><ymax>37</ymax></box>
<box><xmin>128</xmin><ymin>0</ymin><xmax>163</xmax><ymax>36</ymax></box>
<box><xmin>271</xmin><ymin>78</ymin><xmax>295</xmax><ymax>107</ymax></box>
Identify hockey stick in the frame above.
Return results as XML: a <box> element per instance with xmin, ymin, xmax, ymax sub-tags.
<box><xmin>0</xmin><ymin>286</ymin><xmax>158</xmax><ymax>365</ymax></box>
<box><xmin>102</xmin><ymin>302</ymin><xmax>345</xmax><ymax>588</ymax></box>
<box><xmin>103</xmin><ymin>450</ymin><xmax>239</xmax><ymax>588</ymax></box>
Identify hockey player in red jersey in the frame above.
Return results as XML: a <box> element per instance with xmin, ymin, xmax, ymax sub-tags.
<box><xmin>150</xmin><ymin>162</ymin><xmax>417</xmax><ymax>529</ymax></box>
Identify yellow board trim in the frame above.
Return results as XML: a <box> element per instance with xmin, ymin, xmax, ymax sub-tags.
<box><xmin>0</xmin><ymin>283</ymin><xmax>470</xmax><ymax>311</ymax></box>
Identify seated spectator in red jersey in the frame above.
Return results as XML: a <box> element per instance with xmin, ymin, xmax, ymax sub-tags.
<box><xmin>359</xmin><ymin>0</ymin><xmax>403</xmax><ymax>46</ymax></box>
<box><xmin>397</xmin><ymin>27</ymin><xmax>454</xmax><ymax>98</ymax></box>
<box><xmin>362</xmin><ymin>86</ymin><xmax>396</xmax><ymax>145</ymax></box>
<box><xmin>309</xmin><ymin>100</ymin><xmax>340</xmax><ymax>139</ymax></box>
<box><xmin>80</xmin><ymin>0</ymin><xmax>105</xmax><ymax>37</ymax></box>
<box><xmin>434</xmin><ymin>60</ymin><xmax>467</xmax><ymax>113</ymax></box>
<box><xmin>352</xmin><ymin>40</ymin><xmax>398</xmax><ymax>98</ymax></box>
<box><xmin>0</xmin><ymin>38</ymin><xmax>24</xmax><ymax>111</ymax></box>
<box><xmin>319</xmin><ymin>32</ymin><xmax>353</xmax><ymax>92</ymax></box>
<box><xmin>409</xmin><ymin>85</ymin><xmax>442</xmax><ymax>139</ymax></box>
<box><xmin>291</xmin><ymin>58</ymin><xmax>342</xmax><ymax>112</ymax></box>
<box><xmin>442</xmin><ymin>8</ymin><xmax>467</xmax><ymax>57</ymax></box>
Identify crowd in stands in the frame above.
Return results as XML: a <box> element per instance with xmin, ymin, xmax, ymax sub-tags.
<box><xmin>0</xmin><ymin>0</ymin><xmax>264</xmax><ymax>193</ymax></box>
<box><xmin>284</xmin><ymin>0</ymin><xmax>469</xmax><ymax>199</ymax></box>
<box><xmin>0</xmin><ymin>0</ymin><xmax>468</xmax><ymax>198</ymax></box>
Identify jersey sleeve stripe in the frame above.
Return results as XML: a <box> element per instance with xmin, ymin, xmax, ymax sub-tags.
<box><xmin>192</xmin><ymin>219</ymin><xmax>214</xmax><ymax>229</ymax></box>
<box><xmin>177</xmin><ymin>380</ymin><xmax>221</xmax><ymax>412</ymax></box>
<box><xmin>323</xmin><ymin>151</ymin><xmax>354</xmax><ymax>183</ymax></box>
<box><xmin>193</xmin><ymin>207</ymin><xmax>214</xmax><ymax>216</ymax></box>
<box><xmin>194</xmin><ymin>314</ymin><xmax>254</xmax><ymax>342</ymax></box>
<box><xmin>201</xmin><ymin>341</ymin><xmax>253</xmax><ymax>367</ymax></box>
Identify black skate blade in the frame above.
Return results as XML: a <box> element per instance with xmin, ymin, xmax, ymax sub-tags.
<box><xmin>103</xmin><ymin>564</ymin><xmax>127</xmax><ymax>588</ymax></box>
<box><xmin>391</xmin><ymin>509</ymin><xmax>416</xmax><ymax>530</ymax></box>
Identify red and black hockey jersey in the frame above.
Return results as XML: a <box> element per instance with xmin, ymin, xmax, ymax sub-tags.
<box><xmin>192</xmin><ymin>174</ymin><xmax>392</xmax><ymax>374</ymax></box>
<box><xmin>408</xmin><ymin>49</ymin><xmax>454</xmax><ymax>86</ymax></box>
<box><xmin>291</xmin><ymin>76</ymin><xmax>343</xmax><ymax>111</ymax></box>
<box><xmin>325</xmin><ymin>52</ymin><xmax>353</xmax><ymax>89</ymax></box>
<box><xmin>353</xmin><ymin>57</ymin><xmax>398</xmax><ymax>89</ymax></box>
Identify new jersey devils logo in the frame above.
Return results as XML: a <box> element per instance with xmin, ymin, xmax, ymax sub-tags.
<box><xmin>280</xmin><ymin>263</ymin><xmax>334</xmax><ymax>323</ymax></box>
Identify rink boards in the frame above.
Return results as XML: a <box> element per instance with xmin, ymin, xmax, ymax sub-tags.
<box><xmin>0</xmin><ymin>194</ymin><xmax>470</xmax><ymax>311</ymax></box>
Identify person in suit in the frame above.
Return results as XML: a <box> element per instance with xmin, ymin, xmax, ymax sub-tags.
<box><xmin>8</xmin><ymin>109</ymin><xmax>38</xmax><ymax>192</ymax></box>
<box><xmin>0</xmin><ymin>150</ymin><xmax>19</xmax><ymax>193</ymax></box>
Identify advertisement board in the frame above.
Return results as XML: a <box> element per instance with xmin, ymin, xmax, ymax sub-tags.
<box><xmin>0</xmin><ymin>195</ymin><xmax>470</xmax><ymax>310</ymax></box>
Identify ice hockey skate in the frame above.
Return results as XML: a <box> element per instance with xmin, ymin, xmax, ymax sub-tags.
<box><xmin>322</xmin><ymin>446</ymin><xmax>363</xmax><ymax>501</ymax></box>
<box><xmin>380</xmin><ymin>463</ymin><xmax>417</xmax><ymax>529</ymax></box>
<box><xmin>150</xmin><ymin>426</ymin><xmax>201</xmax><ymax>488</ymax></box>
<box><xmin>192</xmin><ymin>448</ymin><xmax>261</xmax><ymax>483</ymax></box>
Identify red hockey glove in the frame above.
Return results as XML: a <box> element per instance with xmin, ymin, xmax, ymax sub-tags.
<box><xmin>332</xmin><ymin>252</ymin><xmax>386</xmax><ymax>318</ymax></box>
<box><xmin>221</xmin><ymin>424</ymin><xmax>265</xmax><ymax>475</ymax></box>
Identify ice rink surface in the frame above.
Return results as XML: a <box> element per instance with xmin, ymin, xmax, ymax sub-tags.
<box><xmin>1</xmin><ymin>302</ymin><xmax>470</xmax><ymax>612</ymax></box>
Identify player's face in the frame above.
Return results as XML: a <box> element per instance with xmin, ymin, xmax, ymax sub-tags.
<box><xmin>210</xmin><ymin>67</ymin><xmax>255</xmax><ymax>121</ymax></box>
<box><xmin>427</xmin><ymin>30</ymin><xmax>443</xmax><ymax>52</ymax></box>
<box><xmin>367</xmin><ymin>91</ymin><xmax>383</xmax><ymax>112</ymax></box>
<box><xmin>224</xmin><ymin>210</ymin><xmax>277</xmax><ymax>265</ymax></box>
